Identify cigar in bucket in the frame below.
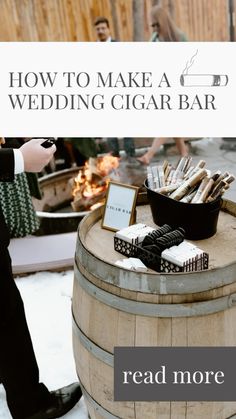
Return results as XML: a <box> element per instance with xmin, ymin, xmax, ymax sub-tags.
<box><xmin>180</xmin><ymin>190</ymin><xmax>197</xmax><ymax>203</ymax></box>
<box><xmin>213</xmin><ymin>171</ymin><xmax>229</xmax><ymax>188</ymax></box>
<box><xmin>184</xmin><ymin>165</ymin><xmax>195</xmax><ymax>179</ymax></box>
<box><xmin>195</xmin><ymin>177</ymin><xmax>215</xmax><ymax>203</ymax></box>
<box><xmin>211</xmin><ymin>174</ymin><xmax>235</xmax><ymax>195</ymax></box>
<box><xmin>147</xmin><ymin>166</ymin><xmax>154</xmax><ymax>190</ymax></box>
<box><xmin>175</xmin><ymin>156</ymin><xmax>191</xmax><ymax>176</ymax></box>
<box><xmin>158</xmin><ymin>181</ymin><xmax>182</xmax><ymax>195</ymax></box>
<box><xmin>180</xmin><ymin>74</ymin><xmax>228</xmax><ymax>87</ymax></box>
<box><xmin>206</xmin><ymin>180</ymin><xmax>227</xmax><ymax>202</ymax></box>
<box><xmin>184</xmin><ymin>160</ymin><xmax>206</xmax><ymax>180</ymax></box>
<box><xmin>224</xmin><ymin>174</ymin><xmax>235</xmax><ymax>185</ymax></box>
<box><xmin>157</xmin><ymin>165</ymin><xmax>165</xmax><ymax>187</ymax></box>
<box><xmin>191</xmin><ymin>176</ymin><xmax>210</xmax><ymax>203</ymax></box>
<box><xmin>171</xmin><ymin>169</ymin><xmax>185</xmax><ymax>184</ymax></box>
<box><xmin>166</xmin><ymin>168</ymin><xmax>175</xmax><ymax>185</ymax></box>
<box><xmin>183</xmin><ymin>156</ymin><xmax>192</xmax><ymax>173</ymax></box>
<box><xmin>164</xmin><ymin>164</ymin><xmax>172</xmax><ymax>182</ymax></box>
<box><xmin>179</xmin><ymin>185</ymin><xmax>198</xmax><ymax>203</ymax></box>
<box><xmin>162</xmin><ymin>160</ymin><xmax>169</xmax><ymax>173</ymax></box>
<box><xmin>151</xmin><ymin>166</ymin><xmax>160</xmax><ymax>190</ymax></box>
<box><xmin>170</xmin><ymin>168</ymin><xmax>207</xmax><ymax>201</ymax></box>
<box><xmin>211</xmin><ymin>171</ymin><xmax>221</xmax><ymax>183</ymax></box>
<box><xmin>175</xmin><ymin>157</ymin><xmax>186</xmax><ymax>172</ymax></box>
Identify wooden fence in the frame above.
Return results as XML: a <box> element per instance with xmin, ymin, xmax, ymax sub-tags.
<box><xmin>153</xmin><ymin>0</ymin><xmax>230</xmax><ymax>41</ymax></box>
<box><xmin>0</xmin><ymin>0</ymin><xmax>234</xmax><ymax>41</ymax></box>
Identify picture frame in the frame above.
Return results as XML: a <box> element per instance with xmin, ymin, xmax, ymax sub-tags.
<box><xmin>101</xmin><ymin>181</ymin><xmax>139</xmax><ymax>232</ymax></box>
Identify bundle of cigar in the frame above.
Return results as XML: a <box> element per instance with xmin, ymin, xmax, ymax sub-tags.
<box><xmin>114</xmin><ymin>223</ymin><xmax>209</xmax><ymax>272</ymax></box>
<box><xmin>161</xmin><ymin>242</ymin><xmax>206</xmax><ymax>268</ymax></box>
<box><xmin>147</xmin><ymin>157</ymin><xmax>235</xmax><ymax>203</ymax></box>
<box><xmin>115</xmin><ymin>223</ymin><xmax>155</xmax><ymax>245</ymax></box>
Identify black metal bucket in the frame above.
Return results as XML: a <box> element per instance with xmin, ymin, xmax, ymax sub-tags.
<box><xmin>144</xmin><ymin>180</ymin><xmax>222</xmax><ymax>240</ymax></box>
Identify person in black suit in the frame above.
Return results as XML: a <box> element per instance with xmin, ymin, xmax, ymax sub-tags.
<box><xmin>0</xmin><ymin>139</ymin><xmax>82</xmax><ymax>419</ymax></box>
<box><xmin>94</xmin><ymin>16</ymin><xmax>116</xmax><ymax>42</ymax></box>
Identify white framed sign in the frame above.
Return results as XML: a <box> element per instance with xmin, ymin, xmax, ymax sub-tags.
<box><xmin>102</xmin><ymin>181</ymin><xmax>139</xmax><ymax>232</ymax></box>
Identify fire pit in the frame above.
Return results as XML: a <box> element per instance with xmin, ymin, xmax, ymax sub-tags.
<box><xmin>33</xmin><ymin>156</ymin><xmax>119</xmax><ymax>235</ymax></box>
<box><xmin>71</xmin><ymin>156</ymin><xmax>119</xmax><ymax>212</ymax></box>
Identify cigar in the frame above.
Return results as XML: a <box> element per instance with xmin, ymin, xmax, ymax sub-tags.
<box><xmin>206</xmin><ymin>180</ymin><xmax>227</xmax><ymax>202</ymax></box>
<box><xmin>164</xmin><ymin>164</ymin><xmax>172</xmax><ymax>181</ymax></box>
<box><xmin>158</xmin><ymin>182</ymin><xmax>182</xmax><ymax>195</ymax></box>
<box><xmin>147</xmin><ymin>166</ymin><xmax>154</xmax><ymax>189</ymax></box>
<box><xmin>213</xmin><ymin>172</ymin><xmax>229</xmax><ymax>189</ymax></box>
<box><xmin>211</xmin><ymin>171</ymin><xmax>221</xmax><ymax>182</ymax></box>
<box><xmin>196</xmin><ymin>178</ymin><xmax>214</xmax><ymax>203</ymax></box>
<box><xmin>171</xmin><ymin>170</ymin><xmax>185</xmax><ymax>184</ymax></box>
<box><xmin>196</xmin><ymin>160</ymin><xmax>206</xmax><ymax>169</ymax></box>
<box><xmin>179</xmin><ymin>156</ymin><xmax>191</xmax><ymax>173</ymax></box>
<box><xmin>184</xmin><ymin>160</ymin><xmax>206</xmax><ymax>180</ymax></box>
<box><xmin>183</xmin><ymin>156</ymin><xmax>192</xmax><ymax>173</ymax></box>
<box><xmin>191</xmin><ymin>177</ymin><xmax>210</xmax><ymax>203</ymax></box>
<box><xmin>224</xmin><ymin>174</ymin><xmax>235</xmax><ymax>185</ymax></box>
<box><xmin>184</xmin><ymin>166</ymin><xmax>194</xmax><ymax>179</ymax></box>
<box><xmin>180</xmin><ymin>190</ymin><xmax>197</xmax><ymax>203</ymax></box>
<box><xmin>175</xmin><ymin>157</ymin><xmax>186</xmax><ymax>172</ymax></box>
<box><xmin>157</xmin><ymin>165</ymin><xmax>165</xmax><ymax>188</ymax></box>
<box><xmin>180</xmin><ymin>74</ymin><xmax>228</xmax><ymax>87</ymax></box>
<box><xmin>163</xmin><ymin>160</ymin><xmax>169</xmax><ymax>174</ymax></box>
<box><xmin>166</xmin><ymin>169</ymin><xmax>175</xmax><ymax>185</ymax></box>
<box><xmin>170</xmin><ymin>168</ymin><xmax>207</xmax><ymax>201</ymax></box>
<box><xmin>152</xmin><ymin>166</ymin><xmax>160</xmax><ymax>190</ymax></box>
<box><xmin>211</xmin><ymin>179</ymin><xmax>227</xmax><ymax>197</ymax></box>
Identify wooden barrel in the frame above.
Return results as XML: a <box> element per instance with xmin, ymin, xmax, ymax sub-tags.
<box><xmin>72</xmin><ymin>199</ymin><xmax>236</xmax><ymax>419</ymax></box>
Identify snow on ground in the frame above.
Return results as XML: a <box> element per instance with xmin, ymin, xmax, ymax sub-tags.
<box><xmin>0</xmin><ymin>270</ymin><xmax>88</xmax><ymax>419</ymax></box>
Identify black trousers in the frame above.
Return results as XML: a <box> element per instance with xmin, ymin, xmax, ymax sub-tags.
<box><xmin>0</xmin><ymin>248</ymin><xmax>52</xmax><ymax>419</ymax></box>
<box><xmin>107</xmin><ymin>138</ymin><xmax>135</xmax><ymax>157</ymax></box>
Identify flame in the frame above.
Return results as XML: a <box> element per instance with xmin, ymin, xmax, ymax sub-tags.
<box><xmin>97</xmin><ymin>155</ymin><xmax>120</xmax><ymax>177</ymax></box>
<box><xmin>71</xmin><ymin>155</ymin><xmax>119</xmax><ymax>210</ymax></box>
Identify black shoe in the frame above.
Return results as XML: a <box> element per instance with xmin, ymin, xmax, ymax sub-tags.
<box><xmin>27</xmin><ymin>383</ymin><xmax>82</xmax><ymax>419</ymax></box>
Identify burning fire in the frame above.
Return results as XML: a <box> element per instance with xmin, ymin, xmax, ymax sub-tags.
<box><xmin>71</xmin><ymin>155</ymin><xmax>119</xmax><ymax>211</ymax></box>
<box><xmin>72</xmin><ymin>162</ymin><xmax>106</xmax><ymax>199</ymax></box>
<box><xmin>96</xmin><ymin>155</ymin><xmax>119</xmax><ymax>177</ymax></box>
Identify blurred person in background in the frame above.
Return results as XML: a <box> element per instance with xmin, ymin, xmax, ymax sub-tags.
<box><xmin>94</xmin><ymin>18</ymin><xmax>136</xmax><ymax>162</ymax></box>
<box><xmin>138</xmin><ymin>5</ymin><xmax>188</xmax><ymax>164</ymax></box>
<box><xmin>94</xmin><ymin>16</ymin><xmax>116</xmax><ymax>42</ymax></box>
<box><xmin>149</xmin><ymin>4</ymin><xmax>187</xmax><ymax>42</ymax></box>
<box><xmin>64</xmin><ymin>138</ymin><xmax>98</xmax><ymax>166</ymax></box>
<box><xmin>138</xmin><ymin>138</ymin><xmax>188</xmax><ymax>165</ymax></box>
<box><xmin>107</xmin><ymin>138</ymin><xmax>136</xmax><ymax>160</ymax></box>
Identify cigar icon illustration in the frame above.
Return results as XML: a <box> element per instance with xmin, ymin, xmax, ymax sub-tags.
<box><xmin>180</xmin><ymin>74</ymin><xmax>228</xmax><ymax>87</ymax></box>
<box><xmin>181</xmin><ymin>50</ymin><xmax>229</xmax><ymax>87</ymax></box>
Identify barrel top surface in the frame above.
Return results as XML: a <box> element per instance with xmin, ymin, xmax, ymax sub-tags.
<box><xmin>83</xmin><ymin>201</ymin><xmax>236</xmax><ymax>272</ymax></box>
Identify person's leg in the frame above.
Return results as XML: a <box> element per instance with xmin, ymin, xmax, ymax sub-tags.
<box><xmin>0</xmin><ymin>249</ymin><xmax>52</xmax><ymax>419</ymax></box>
<box><xmin>174</xmin><ymin>138</ymin><xmax>189</xmax><ymax>156</ymax></box>
<box><xmin>137</xmin><ymin>138</ymin><xmax>166</xmax><ymax>164</ymax></box>
<box><xmin>123</xmin><ymin>138</ymin><xmax>135</xmax><ymax>157</ymax></box>
<box><xmin>107</xmin><ymin>138</ymin><xmax>120</xmax><ymax>157</ymax></box>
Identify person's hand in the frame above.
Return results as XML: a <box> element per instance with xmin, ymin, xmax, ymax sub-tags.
<box><xmin>20</xmin><ymin>138</ymin><xmax>56</xmax><ymax>172</ymax></box>
<box><xmin>0</xmin><ymin>137</ymin><xmax>5</xmax><ymax>147</ymax></box>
